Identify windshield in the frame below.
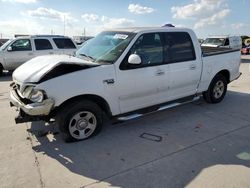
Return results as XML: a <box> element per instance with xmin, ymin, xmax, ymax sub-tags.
<box><xmin>0</xmin><ymin>39</ymin><xmax>12</xmax><ymax>51</ymax></box>
<box><xmin>203</xmin><ymin>38</ymin><xmax>226</xmax><ymax>46</ymax></box>
<box><xmin>76</xmin><ymin>31</ymin><xmax>135</xmax><ymax>64</ymax></box>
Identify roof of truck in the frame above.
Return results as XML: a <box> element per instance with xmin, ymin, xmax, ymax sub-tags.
<box><xmin>15</xmin><ymin>35</ymin><xmax>70</xmax><ymax>39</ymax></box>
<box><xmin>105</xmin><ymin>26</ymin><xmax>188</xmax><ymax>33</ymax></box>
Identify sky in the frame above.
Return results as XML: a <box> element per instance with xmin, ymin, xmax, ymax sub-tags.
<box><xmin>0</xmin><ymin>0</ymin><xmax>249</xmax><ymax>39</ymax></box>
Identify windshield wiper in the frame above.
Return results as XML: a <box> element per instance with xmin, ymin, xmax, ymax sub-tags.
<box><xmin>96</xmin><ymin>59</ymin><xmax>113</xmax><ymax>64</ymax></box>
<box><xmin>78</xmin><ymin>54</ymin><xmax>95</xmax><ymax>62</ymax></box>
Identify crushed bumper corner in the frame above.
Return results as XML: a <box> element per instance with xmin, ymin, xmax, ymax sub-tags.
<box><xmin>10</xmin><ymin>89</ymin><xmax>54</xmax><ymax>119</ymax></box>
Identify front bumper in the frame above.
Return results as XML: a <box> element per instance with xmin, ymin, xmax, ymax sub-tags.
<box><xmin>10</xmin><ymin>89</ymin><xmax>54</xmax><ymax>117</ymax></box>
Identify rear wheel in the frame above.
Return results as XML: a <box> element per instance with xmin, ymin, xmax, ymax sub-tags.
<box><xmin>56</xmin><ymin>100</ymin><xmax>103</xmax><ymax>141</ymax></box>
<box><xmin>203</xmin><ymin>74</ymin><xmax>227</xmax><ymax>103</ymax></box>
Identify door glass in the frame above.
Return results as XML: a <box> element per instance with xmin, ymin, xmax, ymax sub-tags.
<box><xmin>11</xmin><ymin>39</ymin><xmax>32</xmax><ymax>51</ymax></box>
<box><xmin>164</xmin><ymin>32</ymin><xmax>196</xmax><ymax>63</ymax></box>
<box><xmin>35</xmin><ymin>39</ymin><xmax>53</xmax><ymax>50</ymax></box>
<box><xmin>53</xmin><ymin>38</ymin><xmax>76</xmax><ymax>49</ymax></box>
<box><xmin>131</xmin><ymin>33</ymin><xmax>163</xmax><ymax>66</ymax></box>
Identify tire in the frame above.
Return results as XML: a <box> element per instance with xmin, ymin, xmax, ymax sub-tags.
<box><xmin>56</xmin><ymin>100</ymin><xmax>103</xmax><ymax>141</ymax></box>
<box><xmin>203</xmin><ymin>74</ymin><xmax>227</xmax><ymax>104</ymax></box>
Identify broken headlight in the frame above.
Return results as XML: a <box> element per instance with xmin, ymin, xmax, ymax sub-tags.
<box><xmin>23</xmin><ymin>86</ymin><xmax>44</xmax><ymax>103</ymax></box>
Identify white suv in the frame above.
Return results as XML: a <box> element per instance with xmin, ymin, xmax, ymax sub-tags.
<box><xmin>0</xmin><ymin>35</ymin><xmax>78</xmax><ymax>75</ymax></box>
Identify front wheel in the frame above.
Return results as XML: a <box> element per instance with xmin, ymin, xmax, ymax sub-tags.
<box><xmin>56</xmin><ymin>100</ymin><xmax>103</xmax><ymax>141</ymax></box>
<box><xmin>203</xmin><ymin>74</ymin><xmax>227</xmax><ymax>103</ymax></box>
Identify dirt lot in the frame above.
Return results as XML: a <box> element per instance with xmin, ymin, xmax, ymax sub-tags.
<box><xmin>0</xmin><ymin>60</ymin><xmax>250</xmax><ymax>188</ymax></box>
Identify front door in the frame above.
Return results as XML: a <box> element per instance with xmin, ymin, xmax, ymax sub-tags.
<box><xmin>4</xmin><ymin>39</ymin><xmax>34</xmax><ymax>70</ymax></box>
<box><xmin>116</xmin><ymin>32</ymin><xmax>167</xmax><ymax>113</ymax></box>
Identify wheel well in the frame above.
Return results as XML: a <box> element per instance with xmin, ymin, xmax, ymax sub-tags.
<box><xmin>56</xmin><ymin>94</ymin><xmax>112</xmax><ymax>117</ymax></box>
<box><xmin>217</xmin><ymin>70</ymin><xmax>230</xmax><ymax>83</ymax></box>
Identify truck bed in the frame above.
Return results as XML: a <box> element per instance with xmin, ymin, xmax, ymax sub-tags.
<box><xmin>202</xmin><ymin>46</ymin><xmax>239</xmax><ymax>57</ymax></box>
<box><xmin>198</xmin><ymin>46</ymin><xmax>241</xmax><ymax>93</ymax></box>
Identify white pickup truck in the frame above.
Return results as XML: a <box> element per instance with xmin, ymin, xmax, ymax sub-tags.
<box><xmin>0</xmin><ymin>35</ymin><xmax>77</xmax><ymax>75</ymax></box>
<box><xmin>10</xmin><ymin>27</ymin><xmax>241</xmax><ymax>141</ymax></box>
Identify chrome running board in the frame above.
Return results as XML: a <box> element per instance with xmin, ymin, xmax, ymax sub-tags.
<box><xmin>117</xmin><ymin>114</ymin><xmax>143</xmax><ymax>121</ymax></box>
<box><xmin>117</xmin><ymin>95</ymin><xmax>200</xmax><ymax>121</ymax></box>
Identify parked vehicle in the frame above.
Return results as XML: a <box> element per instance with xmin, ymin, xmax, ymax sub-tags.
<box><xmin>244</xmin><ymin>38</ymin><xmax>250</xmax><ymax>46</ymax></box>
<box><xmin>10</xmin><ymin>27</ymin><xmax>241</xmax><ymax>141</ymax></box>
<box><xmin>198</xmin><ymin>39</ymin><xmax>204</xmax><ymax>44</ymax></box>
<box><xmin>201</xmin><ymin>35</ymin><xmax>242</xmax><ymax>49</ymax></box>
<box><xmin>73</xmin><ymin>36</ymin><xmax>93</xmax><ymax>45</ymax></box>
<box><xmin>77</xmin><ymin>38</ymin><xmax>94</xmax><ymax>48</ymax></box>
<box><xmin>0</xmin><ymin>35</ymin><xmax>78</xmax><ymax>75</ymax></box>
<box><xmin>0</xmin><ymin>39</ymin><xmax>9</xmax><ymax>47</ymax></box>
<box><xmin>241</xmin><ymin>44</ymin><xmax>250</xmax><ymax>55</ymax></box>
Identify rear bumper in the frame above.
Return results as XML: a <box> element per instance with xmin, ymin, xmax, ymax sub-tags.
<box><xmin>10</xmin><ymin>89</ymin><xmax>54</xmax><ymax>123</ymax></box>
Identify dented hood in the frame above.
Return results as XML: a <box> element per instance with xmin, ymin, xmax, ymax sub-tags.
<box><xmin>13</xmin><ymin>55</ymin><xmax>99</xmax><ymax>83</ymax></box>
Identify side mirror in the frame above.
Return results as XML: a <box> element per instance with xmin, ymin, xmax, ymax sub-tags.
<box><xmin>7</xmin><ymin>46</ymin><xmax>12</xmax><ymax>51</ymax></box>
<box><xmin>128</xmin><ymin>54</ymin><xmax>141</xmax><ymax>65</ymax></box>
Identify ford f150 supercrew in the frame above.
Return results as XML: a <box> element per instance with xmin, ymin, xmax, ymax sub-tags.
<box><xmin>9</xmin><ymin>27</ymin><xmax>241</xmax><ymax>141</ymax></box>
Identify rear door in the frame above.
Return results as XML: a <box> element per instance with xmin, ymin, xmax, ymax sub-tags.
<box><xmin>33</xmin><ymin>38</ymin><xmax>54</xmax><ymax>56</ymax></box>
<box><xmin>164</xmin><ymin>32</ymin><xmax>201</xmax><ymax>100</ymax></box>
<box><xmin>52</xmin><ymin>38</ymin><xmax>77</xmax><ymax>55</ymax></box>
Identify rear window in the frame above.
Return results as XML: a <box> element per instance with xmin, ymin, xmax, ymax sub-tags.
<box><xmin>164</xmin><ymin>32</ymin><xmax>196</xmax><ymax>63</ymax></box>
<box><xmin>34</xmin><ymin>39</ymin><xmax>53</xmax><ymax>50</ymax></box>
<box><xmin>53</xmin><ymin>38</ymin><xmax>76</xmax><ymax>49</ymax></box>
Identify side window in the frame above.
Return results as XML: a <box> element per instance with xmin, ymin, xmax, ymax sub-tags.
<box><xmin>11</xmin><ymin>39</ymin><xmax>32</xmax><ymax>51</ymax></box>
<box><xmin>121</xmin><ymin>33</ymin><xmax>164</xmax><ymax>69</ymax></box>
<box><xmin>165</xmin><ymin>32</ymin><xmax>196</xmax><ymax>63</ymax></box>
<box><xmin>34</xmin><ymin>39</ymin><xmax>53</xmax><ymax>50</ymax></box>
<box><xmin>53</xmin><ymin>38</ymin><xmax>76</xmax><ymax>49</ymax></box>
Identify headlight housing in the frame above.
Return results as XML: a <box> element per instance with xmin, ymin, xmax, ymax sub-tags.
<box><xmin>30</xmin><ymin>90</ymin><xmax>44</xmax><ymax>103</ymax></box>
<box><xmin>23</xmin><ymin>86</ymin><xmax>44</xmax><ymax>103</ymax></box>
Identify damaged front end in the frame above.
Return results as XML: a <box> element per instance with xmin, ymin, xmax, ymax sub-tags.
<box><xmin>38</xmin><ymin>63</ymin><xmax>96</xmax><ymax>83</ymax></box>
<box><xmin>9</xmin><ymin>82</ymin><xmax>55</xmax><ymax>124</ymax></box>
<box><xmin>10</xmin><ymin>55</ymin><xmax>100</xmax><ymax>124</ymax></box>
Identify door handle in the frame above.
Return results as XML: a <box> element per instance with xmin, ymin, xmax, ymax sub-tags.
<box><xmin>49</xmin><ymin>52</ymin><xmax>54</xmax><ymax>54</ymax></box>
<box><xmin>189</xmin><ymin>64</ymin><xmax>196</xmax><ymax>70</ymax></box>
<box><xmin>28</xmin><ymin>52</ymin><xmax>33</xmax><ymax>56</ymax></box>
<box><xmin>156</xmin><ymin>70</ymin><xmax>165</xmax><ymax>76</ymax></box>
